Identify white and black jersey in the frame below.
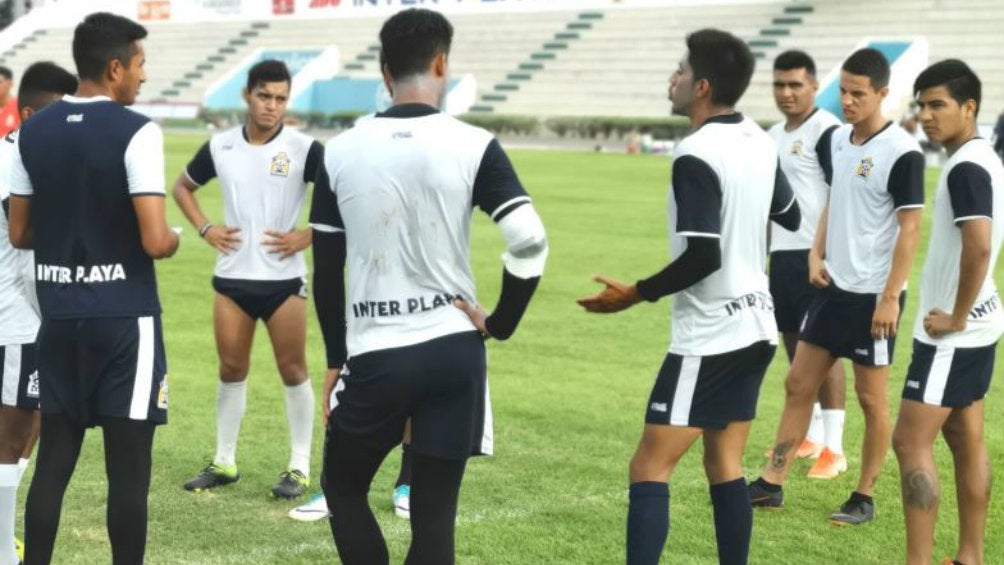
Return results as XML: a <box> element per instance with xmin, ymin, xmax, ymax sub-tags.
<box><xmin>661</xmin><ymin>114</ymin><xmax>793</xmax><ymax>357</ymax></box>
<box><xmin>186</xmin><ymin>126</ymin><xmax>323</xmax><ymax>281</ymax></box>
<box><xmin>768</xmin><ymin>108</ymin><xmax>841</xmax><ymax>251</ymax></box>
<box><xmin>0</xmin><ymin>129</ymin><xmax>39</xmax><ymax>346</ymax></box>
<box><xmin>9</xmin><ymin>95</ymin><xmax>166</xmax><ymax>319</ymax></box>
<box><xmin>914</xmin><ymin>138</ymin><xmax>1004</xmax><ymax>347</ymax></box>
<box><xmin>310</xmin><ymin>103</ymin><xmax>546</xmax><ymax>361</ymax></box>
<box><xmin>826</xmin><ymin>122</ymin><xmax>924</xmax><ymax>293</ymax></box>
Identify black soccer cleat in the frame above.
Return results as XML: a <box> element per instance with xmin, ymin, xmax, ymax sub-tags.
<box><xmin>271</xmin><ymin>469</ymin><xmax>309</xmax><ymax>499</ymax></box>
<box><xmin>748</xmin><ymin>478</ymin><xmax>784</xmax><ymax>509</ymax></box>
<box><xmin>183</xmin><ymin>463</ymin><xmax>241</xmax><ymax>492</ymax></box>
<box><xmin>829</xmin><ymin>494</ymin><xmax>875</xmax><ymax>526</ymax></box>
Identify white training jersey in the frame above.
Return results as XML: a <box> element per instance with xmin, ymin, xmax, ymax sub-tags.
<box><xmin>667</xmin><ymin>114</ymin><xmax>790</xmax><ymax>357</ymax></box>
<box><xmin>826</xmin><ymin>122</ymin><xmax>924</xmax><ymax>294</ymax></box>
<box><xmin>0</xmin><ymin>129</ymin><xmax>40</xmax><ymax>345</ymax></box>
<box><xmin>915</xmin><ymin>138</ymin><xmax>1004</xmax><ymax>347</ymax></box>
<box><xmin>768</xmin><ymin>108</ymin><xmax>841</xmax><ymax>252</ymax></box>
<box><xmin>185</xmin><ymin>126</ymin><xmax>323</xmax><ymax>281</ymax></box>
<box><xmin>310</xmin><ymin>104</ymin><xmax>532</xmax><ymax>358</ymax></box>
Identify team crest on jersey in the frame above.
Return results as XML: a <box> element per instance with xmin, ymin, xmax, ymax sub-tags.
<box><xmin>26</xmin><ymin>371</ymin><xmax>39</xmax><ymax>398</ymax></box>
<box><xmin>855</xmin><ymin>156</ymin><xmax>874</xmax><ymax>178</ymax></box>
<box><xmin>157</xmin><ymin>376</ymin><xmax>169</xmax><ymax>410</ymax></box>
<box><xmin>270</xmin><ymin>152</ymin><xmax>291</xmax><ymax>177</ymax></box>
<box><xmin>789</xmin><ymin>139</ymin><xmax>804</xmax><ymax>156</ymax></box>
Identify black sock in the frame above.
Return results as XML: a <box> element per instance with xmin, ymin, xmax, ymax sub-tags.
<box><xmin>849</xmin><ymin>491</ymin><xmax>874</xmax><ymax>504</ymax></box>
<box><xmin>395</xmin><ymin>443</ymin><xmax>413</xmax><ymax>488</ymax></box>
<box><xmin>752</xmin><ymin>477</ymin><xmax>781</xmax><ymax>493</ymax></box>
<box><xmin>626</xmin><ymin>481</ymin><xmax>669</xmax><ymax>565</ymax></box>
<box><xmin>102</xmin><ymin>418</ymin><xmax>156</xmax><ymax>565</ymax></box>
<box><xmin>403</xmin><ymin>452</ymin><xmax>467</xmax><ymax>565</ymax></box>
<box><xmin>710</xmin><ymin>478</ymin><xmax>752</xmax><ymax>565</ymax></box>
<box><xmin>322</xmin><ymin>425</ymin><xmax>394</xmax><ymax>565</ymax></box>
<box><xmin>24</xmin><ymin>414</ymin><xmax>85</xmax><ymax>565</ymax></box>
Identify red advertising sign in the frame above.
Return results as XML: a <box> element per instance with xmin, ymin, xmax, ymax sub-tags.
<box><xmin>138</xmin><ymin>0</ymin><xmax>171</xmax><ymax>20</ymax></box>
<box><xmin>273</xmin><ymin>0</ymin><xmax>295</xmax><ymax>14</ymax></box>
<box><xmin>308</xmin><ymin>0</ymin><xmax>341</xmax><ymax>8</ymax></box>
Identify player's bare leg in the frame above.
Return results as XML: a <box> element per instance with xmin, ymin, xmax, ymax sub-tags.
<box><xmin>705</xmin><ymin>421</ymin><xmax>754</xmax><ymax>565</ymax></box>
<box><xmin>780</xmin><ymin>335</ymin><xmax>847</xmax><ymax>467</ymax></box>
<box><xmin>893</xmin><ymin>399</ymin><xmax>950</xmax><ymax>565</ymax></box>
<box><xmin>943</xmin><ymin>401</ymin><xmax>990</xmax><ymax>565</ymax></box>
<box><xmin>850</xmin><ymin>364</ymin><xmax>890</xmax><ymax>496</ymax></box>
<box><xmin>265</xmin><ymin>296</ymin><xmax>313</xmax><ymax>498</ymax></box>
<box><xmin>761</xmin><ymin>341</ymin><xmax>836</xmax><ymax>485</ymax></box>
<box><xmin>0</xmin><ymin>406</ymin><xmax>34</xmax><ymax>565</ymax></box>
<box><xmin>214</xmin><ymin>293</ymin><xmax>257</xmax><ymax>384</ymax></box>
<box><xmin>630</xmin><ymin>425</ymin><xmax>703</xmax><ymax>484</ymax></box>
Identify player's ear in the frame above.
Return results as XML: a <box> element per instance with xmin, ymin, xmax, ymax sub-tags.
<box><xmin>431</xmin><ymin>52</ymin><xmax>447</xmax><ymax>79</ymax></box>
<box><xmin>381</xmin><ymin>64</ymin><xmax>394</xmax><ymax>96</ymax></box>
<box><xmin>241</xmin><ymin>88</ymin><xmax>251</xmax><ymax>105</ymax></box>
<box><xmin>19</xmin><ymin>106</ymin><xmax>34</xmax><ymax>121</ymax></box>
<box><xmin>695</xmin><ymin>77</ymin><xmax>711</xmax><ymax>100</ymax></box>
<box><xmin>107</xmin><ymin>57</ymin><xmax>123</xmax><ymax>84</ymax></box>
<box><xmin>877</xmin><ymin>85</ymin><xmax>890</xmax><ymax>100</ymax></box>
<box><xmin>963</xmin><ymin>98</ymin><xmax>978</xmax><ymax>120</ymax></box>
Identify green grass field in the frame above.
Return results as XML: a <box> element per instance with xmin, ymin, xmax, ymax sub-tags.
<box><xmin>18</xmin><ymin>132</ymin><xmax>1004</xmax><ymax>564</ymax></box>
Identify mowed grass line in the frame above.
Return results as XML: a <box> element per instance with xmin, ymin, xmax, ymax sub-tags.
<box><xmin>17</xmin><ymin>132</ymin><xmax>1003</xmax><ymax>564</ymax></box>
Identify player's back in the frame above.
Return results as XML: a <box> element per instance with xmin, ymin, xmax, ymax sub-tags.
<box><xmin>324</xmin><ymin>106</ymin><xmax>491</xmax><ymax>356</ymax></box>
<box><xmin>669</xmin><ymin>114</ymin><xmax>779</xmax><ymax>356</ymax></box>
<box><xmin>16</xmin><ymin>96</ymin><xmax>161</xmax><ymax>319</ymax></box>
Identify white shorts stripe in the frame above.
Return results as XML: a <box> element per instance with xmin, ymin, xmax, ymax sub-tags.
<box><xmin>129</xmin><ymin>317</ymin><xmax>155</xmax><ymax>420</ymax></box>
<box><xmin>873</xmin><ymin>337</ymin><xmax>889</xmax><ymax>366</ymax></box>
<box><xmin>480</xmin><ymin>380</ymin><xmax>494</xmax><ymax>456</ymax></box>
<box><xmin>2</xmin><ymin>345</ymin><xmax>21</xmax><ymax>406</ymax></box>
<box><xmin>670</xmin><ymin>356</ymin><xmax>701</xmax><ymax>426</ymax></box>
<box><xmin>922</xmin><ymin>346</ymin><xmax>955</xmax><ymax>406</ymax></box>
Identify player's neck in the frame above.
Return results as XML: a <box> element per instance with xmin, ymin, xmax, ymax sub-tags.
<box><xmin>689</xmin><ymin>104</ymin><xmax>736</xmax><ymax>129</ymax></box>
<box><xmin>784</xmin><ymin>107</ymin><xmax>815</xmax><ymax>131</ymax></box>
<box><xmin>244</xmin><ymin>121</ymin><xmax>281</xmax><ymax>145</ymax></box>
<box><xmin>942</xmin><ymin>124</ymin><xmax>977</xmax><ymax>156</ymax></box>
<box><xmin>74</xmin><ymin>81</ymin><xmax>116</xmax><ymax>102</ymax></box>
<box><xmin>850</xmin><ymin>113</ymin><xmax>888</xmax><ymax>145</ymax></box>
<box><xmin>390</xmin><ymin>85</ymin><xmax>441</xmax><ymax>110</ymax></box>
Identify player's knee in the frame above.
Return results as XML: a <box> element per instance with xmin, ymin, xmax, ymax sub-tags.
<box><xmin>218</xmin><ymin>360</ymin><xmax>249</xmax><ymax>381</ymax></box>
<box><xmin>892</xmin><ymin>426</ymin><xmax>921</xmax><ymax>460</ymax></box>
<box><xmin>277</xmin><ymin>361</ymin><xmax>308</xmax><ymax>384</ymax></box>
<box><xmin>629</xmin><ymin>451</ymin><xmax>672</xmax><ymax>483</ymax></box>
<box><xmin>783</xmin><ymin>372</ymin><xmax>816</xmax><ymax>402</ymax></box>
<box><xmin>854</xmin><ymin>386</ymin><xmax>886</xmax><ymax>415</ymax></box>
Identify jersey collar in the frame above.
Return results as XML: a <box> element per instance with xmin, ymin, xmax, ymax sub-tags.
<box><xmin>61</xmin><ymin>94</ymin><xmax>112</xmax><ymax>104</ymax></box>
<box><xmin>703</xmin><ymin>112</ymin><xmax>744</xmax><ymax>126</ymax></box>
<box><xmin>242</xmin><ymin>123</ymin><xmax>284</xmax><ymax>145</ymax></box>
<box><xmin>850</xmin><ymin>120</ymin><xmax>893</xmax><ymax>146</ymax></box>
<box><xmin>377</xmin><ymin>103</ymin><xmax>439</xmax><ymax>119</ymax></box>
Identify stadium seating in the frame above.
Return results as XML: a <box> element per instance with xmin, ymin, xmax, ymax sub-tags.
<box><xmin>0</xmin><ymin>1</ymin><xmax>1000</xmax><ymax>122</ymax></box>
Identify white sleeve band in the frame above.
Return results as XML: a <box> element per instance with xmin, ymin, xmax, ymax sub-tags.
<box><xmin>497</xmin><ymin>203</ymin><xmax>548</xmax><ymax>279</ymax></box>
<box><xmin>125</xmin><ymin>122</ymin><xmax>166</xmax><ymax>196</ymax></box>
<box><xmin>9</xmin><ymin>136</ymin><xmax>33</xmax><ymax>197</ymax></box>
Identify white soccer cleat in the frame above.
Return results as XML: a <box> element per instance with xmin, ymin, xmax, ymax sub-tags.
<box><xmin>393</xmin><ymin>484</ymin><xmax>410</xmax><ymax>519</ymax></box>
<box><xmin>287</xmin><ymin>492</ymin><xmax>330</xmax><ymax>522</ymax></box>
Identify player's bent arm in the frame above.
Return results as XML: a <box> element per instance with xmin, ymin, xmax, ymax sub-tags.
<box><xmin>769</xmin><ymin>164</ymin><xmax>801</xmax><ymax>232</ymax></box>
<box><xmin>171</xmin><ymin>172</ymin><xmax>210</xmax><ymax>231</ymax></box>
<box><xmin>881</xmin><ymin>208</ymin><xmax>922</xmax><ymax>301</ymax></box>
<box><xmin>313</xmin><ymin>230</ymin><xmax>348</xmax><ymax>368</ymax></box>
<box><xmin>483</xmin><ymin>204</ymin><xmax>548</xmax><ymax>340</ymax></box>
<box><xmin>950</xmin><ymin>218</ymin><xmax>993</xmax><ymax>329</ymax></box>
<box><xmin>7</xmin><ymin>195</ymin><xmax>32</xmax><ymax>249</ymax></box>
<box><xmin>133</xmin><ymin>196</ymin><xmax>180</xmax><ymax>259</ymax></box>
<box><xmin>635</xmin><ymin>237</ymin><xmax>721</xmax><ymax>302</ymax></box>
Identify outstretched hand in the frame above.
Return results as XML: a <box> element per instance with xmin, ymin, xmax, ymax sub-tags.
<box><xmin>576</xmin><ymin>275</ymin><xmax>642</xmax><ymax>313</ymax></box>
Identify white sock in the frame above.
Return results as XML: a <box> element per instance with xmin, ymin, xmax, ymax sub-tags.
<box><xmin>16</xmin><ymin>458</ymin><xmax>28</xmax><ymax>482</ymax></box>
<box><xmin>215</xmin><ymin>380</ymin><xmax>248</xmax><ymax>469</ymax></box>
<box><xmin>0</xmin><ymin>464</ymin><xmax>20</xmax><ymax>565</ymax></box>
<box><xmin>822</xmin><ymin>409</ymin><xmax>846</xmax><ymax>455</ymax></box>
<box><xmin>285</xmin><ymin>380</ymin><xmax>315</xmax><ymax>475</ymax></box>
<box><xmin>806</xmin><ymin>402</ymin><xmax>824</xmax><ymax>444</ymax></box>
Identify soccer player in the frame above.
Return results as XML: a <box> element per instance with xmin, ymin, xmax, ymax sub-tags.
<box><xmin>893</xmin><ymin>60</ymin><xmax>1002</xmax><ymax>565</ymax></box>
<box><xmin>7</xmin><ymin>12</ymin><xmax>179</xmax><ymax>565</ymax></box>
<box><xmin>578</xmin><ymin>29</ymin><xmax>799</xmax><ymax>565</ymax></box>
<box><xmin>0</xmin><ymin>61</ymin><xmax>78</xmax><ymax>565</ymax></box>
<box><xmin>749</xmin><ymin>48</ymin><xmax>925</xmax><ymax>525</ymax></box>
<box><xmin>0</xmin><ymin>67</ymin><xmax>19</xmax><ymax>136</ymax></box>
<box><xmin>767</xmin><ymin>50</ymin><xmax>848</xmax><ymax>478</ymax></box>
<box><xmin>173</xmin><ymin>59</ymin><xmax>320</xmax><ymax>499</ymax></box>
<box><xmin>310</xmin><ymin>9</ymin><xmax>546</xmax><ymax>565</ymax></box>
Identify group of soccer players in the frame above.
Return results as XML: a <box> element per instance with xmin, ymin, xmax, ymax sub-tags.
<box><xmin>577</xmin><ymin>27</ymin><xmax>1000</xmax><ymax>565</ymax></box>
<box><xmin>0</xmin><ymin>6</ymin><xmax>1000</xmax><ymax>565</ymax></box>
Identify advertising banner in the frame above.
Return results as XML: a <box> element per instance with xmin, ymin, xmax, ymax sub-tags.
<box><xmin>137</xmin><ymin>0</ymin><xmax>171</xmax><ymax>21</ymax></box>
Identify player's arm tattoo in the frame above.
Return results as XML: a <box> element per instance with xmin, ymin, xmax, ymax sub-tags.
<box><xmin>770</xmin><ymin>440</ymin><xmax>794</xmax><ymax>472</ymax></box>
<box><xmin>901</xmin><ymin>469</ymin><xmax>938</xmax><ymax>512</ymax></box>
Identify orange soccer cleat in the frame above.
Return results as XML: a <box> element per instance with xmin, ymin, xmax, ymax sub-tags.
<box><xmin>807</xmin><ymin>447</ymin><xmax>848</xmax><ymax>479</ymax></box>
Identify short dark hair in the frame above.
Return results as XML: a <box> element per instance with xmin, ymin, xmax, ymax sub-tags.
<box><xmin>17</xmin><ymin>61</ymin><xmax>78</xmax><ymax>113</ymax></box>
<box><xmin>774</xmin><ymin>50</ymin><xmax>816</xmax><ymax>76</ymax></box>
<box><xmin>72</xmin><ymin>12</ymin><xmax>148</xmax><ymax>82</ymax></box>
<box><xmin>685</xmin><ymin>28</ymin><xmax>755</xmax><ymax>107</ymax></box>
<box><xmin>0</xmin><ymin>66</ymin><xmax>12</xmax><ymax>81</ymax></box>
<box><xmin>914</xmin><ymin>59</ymin><xmax>982</xmax><ymax>118</ymax></box>
<box><xmin>246</xmin><ymin>59</ymin><xmax>291</xmax><ymax>91</ymax></box>
<box><xmin>379</xmin><ymin>8</ymin><xmax>453</xmax><ymax>81</ymax></box>
<box><xmin>841</xmin><ymin>48</ymin><xmax>890</xmax><ymax>89</ymax></box>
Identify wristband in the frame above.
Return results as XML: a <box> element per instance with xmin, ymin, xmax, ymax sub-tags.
<box><xmin>199</xmin><ymin>222</ymin><xmax>213</xmax><ymax>238</ymax></box>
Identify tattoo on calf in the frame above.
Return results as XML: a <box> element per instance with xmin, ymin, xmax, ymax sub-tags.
<box><xmin>770</xmin><ymin>441</ymin><xmax>794</xmax><ymax>472</ymax></box>
<box><xmin>902</xmin><ymin>469</ymin><xmax>938</xmax><ymax>512</ymax></box>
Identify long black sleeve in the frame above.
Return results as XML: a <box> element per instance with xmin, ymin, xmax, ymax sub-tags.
<box><xmin>484</xmin><ymin>269</ymin><xmax>541</xmax><ymax>340</ymax></box>
<box><xmin>312</xmin><ymin>230</ymin><xmax>347</xmax><ymax>368</ymax></box>
<box><xmin>635</xmin><ymin>236</ymin><xmax>722</xmax><ymax>301</ymax></box>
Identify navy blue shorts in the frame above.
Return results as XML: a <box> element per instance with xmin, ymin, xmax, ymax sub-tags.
<box><xmin>800</xmin><ymin>284</ymin><xmax>906</xmax><ymax>367</ymax></box>
<box><xmin>330</xmin><ymin>331</ymin><xmax>490</xmax><ymax>460</ymax></box>
<box><xmin>769</xmin><ymin>250</ymin><xmax>813</xmax><ymax>333</ymax></box>
<box><xmin>37</xmin><ymin>316</ymin><xmax>168</xmax><ymax>427</ymax></box>
<box><xmin>645</xmin><ymin>340</ymin><xmax>776</xmax><ymax>429</ymax></box>
<box><xmin>213</xmin><ymin>276</ymin><xmax>306</xmax><ymax>322</ymax></box>
<box><xmin>902</xmin><ymin>339</ymin><xmax>995</xmax><ymax>407</ymax></box>
<box><xmin>1</xmin><ymin>343</ymin><xmax>39</xmax><ymax>410</ymax></box>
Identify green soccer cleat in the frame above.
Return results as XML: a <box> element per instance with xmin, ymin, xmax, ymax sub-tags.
<box><xmin>272</xmin><ymin>469</ymin><xmax>309</xmax><ymax>499</ymax></box>
<box><xmin>183</xmin><ymin>463</ymin><xmax>240</xmax><ymax>492</ymax></box>
<box><xmin>15</xmin><ymin>537</ymin><xmax>23</xmax><ymax>561</ymax></box>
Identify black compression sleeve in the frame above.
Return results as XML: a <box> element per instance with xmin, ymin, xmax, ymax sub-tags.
<box><xmin>635</xmin><ymin>237</ymin><xmax>722</xmax><ymax>302</ymax></box>
<box><xmin>815</xmin><ymin>125</ymin><xmax>838</xmax><ymax>186</ymax></box>
<box><xmin>313</xmin><ymin>231</ymin><xmax>347</xmax><ymax>368</ymax></box>
<box><xmin>484</xmin><ymin>269</ymin><xmax>541</xmax><ymax>340</ymax></box>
